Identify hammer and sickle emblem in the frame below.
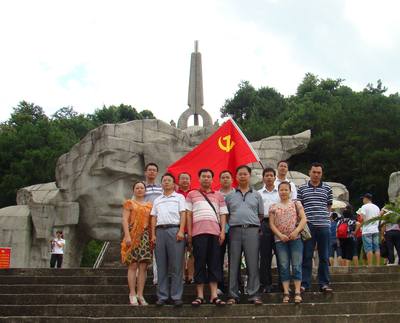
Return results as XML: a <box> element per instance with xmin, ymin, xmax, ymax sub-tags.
<box><xmin>218</xmin><ymin>135</ymin><xmax>235</xmax><ymax>152</ymax></box>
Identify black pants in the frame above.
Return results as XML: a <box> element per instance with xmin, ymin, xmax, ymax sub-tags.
<box><xmin>50</xmin><ymin>254</ymin><xmax>63</xmax><ymax>268</ymax></box>
<box><xmin>385</xmin><ymin>230</ymin><xmax>400</xmax><ymax>264</ymax></box>
<box><xmin>218</xmin><ymin>233</ymin><xmax>228</xmax><ymax>292</ymax></box>
<box><xmin>192</xmin><ymin>234</ymin><xmax>221</xmax><ymax>284</ymax></box>
<box><xmin>259</xmin><ymin>220</ymin><xmax>276</xmax><ymax>287</ymax></box>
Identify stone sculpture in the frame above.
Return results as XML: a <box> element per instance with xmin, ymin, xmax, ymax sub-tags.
<box><xmin>0</xmin><ymin>41</ymin><xmax>348</xmax><ymax>268</ymax></box>
<box><xmin>388</xmin><ymin>171</ymin><xmax>400</xmax><ymax>203</ymax></box>
<box><xmin>0</xmin><ymin>119</ymin><xmax>337</xmax><ymax>268</ymax></box>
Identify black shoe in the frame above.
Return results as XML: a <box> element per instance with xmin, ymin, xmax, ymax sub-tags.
<box><xmin>173</xmin><ymin>299</ymin><xmax>184</xmax><ymax>307</ymax></box>
<box><xmin>156</xmin><ymin>299</ymin><xmax>166</xmax><ymax>307</ymax></box>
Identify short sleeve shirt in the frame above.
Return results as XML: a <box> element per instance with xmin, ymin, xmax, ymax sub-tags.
<box><xmin>297</xmin><ymin>181</ymin><xmax>333</xmax><ymax>227</ymax></box>
<box><xmin>360</xmin><ymin>203</ymin><xmax>380</xmax><ymax>234</ymax></box>
<box><xmin>144</xmin><ymin>183</ymin><xmax>163</xmax><ymax>203</ymax></box>
<box><xmin>258</xmin><ymin>186</ymin><xmax>280</xmax><ymax>218</ymax></box>
<box><xmin>269</xmin><ymin>201</ymin><xmax>303</xmax><ymax>242</ymax></box>
<box><xmin>186</xmin><ymin>190</ymin><xmax>228</xmax><ymax>237</ymax></box>
<box><xmin>51</xmin><ymin>238</ymin><xmax>65</xmax><ymax>254</ymax></box>
<box><xmin>225</xmin><ymin>188</ymin><xmax>264</xmax><ymax>226</ymax></box>
<box><xmin>151</xmin><ymin>191</ymin><xmax>186</xmax><ymax>225</ymax></box>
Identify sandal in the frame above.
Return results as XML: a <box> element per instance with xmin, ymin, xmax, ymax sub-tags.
<box><xmin>191</xmin><ymin>297</ymin><xmax>205</xmax><ymax>307</ymax></box>
<box><xmin>282</xmin><ymin>293</ymin><xmax>290</xmax><ymax>303</ymax></box>
<box><xmin>129</xmin><ymin>295</ymin><xmax>138</xmax><ymax>306</ymax></box>
<box><xmin>211</xmin><ymin>297</ymin><xmax>226</xmax><ymax>306</ymax></box>
<box><xmin>226</xmin><ymin>298</ymin><xmax>238</xmax><ymax>305</ymax></box>
<box><xmin>137</xmin><ymin>296</ymin><xmax>148</xmax><ymax>306</ymax></box>
<box><xmin>252</xmin><ymin>298</ymin><xmax>263</xmax><ymax>306</ymax></box>
<box><xmin>294</xmin><ymin>293</ymin><xmax>302</xmax><ymax>304</ymax></box>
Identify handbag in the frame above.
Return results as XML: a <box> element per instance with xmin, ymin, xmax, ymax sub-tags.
<box><xmin>300</xmin><ymin>223</ymin><xmax>312</xmax><ymax>241</ymax></box>
<box><xmin>295</xmin><ymin>202</ymin><xmax>312</xmax><ymax>241</ymax></box>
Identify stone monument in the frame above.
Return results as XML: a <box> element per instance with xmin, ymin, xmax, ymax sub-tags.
<box><xmin>388</xmin><ymin>171</ymin><xmax>400</xmax><ymax>202</ymax></box>
<box><xmin>177</xmin><ymin>41</ymin><xmax>213</xmax><ymax>130</ymax></box>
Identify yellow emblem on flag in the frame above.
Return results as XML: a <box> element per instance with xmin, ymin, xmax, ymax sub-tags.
<box><xmin>218</xmin><ymin>135</ymin><xmax>235</xmax><ymax>152</ymax></box>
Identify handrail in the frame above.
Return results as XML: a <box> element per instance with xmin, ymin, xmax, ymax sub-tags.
<box><xmin>93</xmin><ymin>241</ymin><xmax>110</xmax><ymax>269</ymax></box>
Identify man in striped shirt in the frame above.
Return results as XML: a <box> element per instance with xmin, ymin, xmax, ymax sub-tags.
<box><xmin>297</xmin><ymin>162</ymin><xmax>333</xmax><ymax>293</ymax></box>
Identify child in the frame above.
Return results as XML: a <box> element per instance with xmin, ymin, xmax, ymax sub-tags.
<box><xmin>329</xmin><ymin>212</ymin><xmax>342</xmax><ymax>266</ymax></box>
<box><xmin>337</xmin><ymin>206</ymin><xmax>360</xmax><ymax>266</ymax></box>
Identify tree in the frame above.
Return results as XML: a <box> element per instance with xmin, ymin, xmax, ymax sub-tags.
<box><xmin>221</xmin><ymin>81</ymin><xmax>287</xmax><ymax>140</ymax></box>
<box><xmin>221</xmin><ymin>75</ymin><xmax>400</xmax><ymax>207</ymax></box>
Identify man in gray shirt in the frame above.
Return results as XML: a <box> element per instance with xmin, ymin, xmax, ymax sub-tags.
<box><xmin>225</xmin><ymin>165</ymin><xmax>264</xmax><ymax>305</ymax></box>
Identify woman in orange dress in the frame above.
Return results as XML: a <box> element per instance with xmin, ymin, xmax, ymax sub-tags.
<box><xmin>121</xmin><ymin>181</ymin><xmax>152</xmax><ymax>306</ymax></box>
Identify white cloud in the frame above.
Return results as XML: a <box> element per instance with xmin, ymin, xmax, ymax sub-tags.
<box><xmin>343</xmin><ymin>0</ymin><xmax>400</xmax><ymax>49</ymax></box>
<box><xmin>0</xmin><ymin>0</ymin><xmax>399</xmax><ymax>125</ymax></box>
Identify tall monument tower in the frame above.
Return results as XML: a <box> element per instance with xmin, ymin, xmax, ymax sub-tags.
<box><xmin>177</xmin><ymin>41</ymin><xmax>213</xmax><ymax>130</ymax></box>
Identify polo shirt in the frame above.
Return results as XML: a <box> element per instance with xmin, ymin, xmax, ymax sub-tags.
<box><xmin>225</xmin><ymin>188</ymin><xmax>264</xmax><ymax>226</ymax></box>
<box><xmin>360</xmin><ymin>202</ymin><xmax>380</xmax><ymax>235</ymax></box>
<box><xmin>186</xmin><ymin>190</ymin><xmax>228</xmax><ymax>237</ymax></box>
<box><xmin>176</xmin><ymin>188</ymin><xmax>191</xmax><ymax>198</ymax></box>
<box><xmin>297</xmin><ymin>181</ymin><xmax>333</xmax><ymax>227</ymax></box>
<box><xmin>144</xmin><ymin>183</ymin><xmax>163</xmax><ymax>203</ymax></box>
<box><xmin>274</xmin><ymin>178</ymin><xmax>298</xmax><ymax>200</ymax></box>
<box><xmin>150</xmin><ymin>191</ymin><xmax>186</xmax><ymax>226</ymax></box>
<box><xmin>258</xmin><ymin>186</ymin><xmax>280</xmax><ymax>218</ymax></box>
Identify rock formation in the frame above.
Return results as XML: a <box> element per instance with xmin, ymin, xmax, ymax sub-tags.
<box><xmin>0</xmin><ymin>119</ymin><xmax>341</xmax><ymax>268</ymax></box>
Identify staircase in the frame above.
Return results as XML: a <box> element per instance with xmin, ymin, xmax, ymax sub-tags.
<box><xmin>0</xmin><ymin>266</ymin><xmax>400</xmax><ymax>322</ymax></box>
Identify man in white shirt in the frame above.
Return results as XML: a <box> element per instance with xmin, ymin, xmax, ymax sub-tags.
<box><xmin>258</xmin><ymin>167</ymin><xmax>280</xmax><ymax>293</ymax></box>
<box><xmin>151</xmin><ymin>173</ymin><xmax>186</xmax><ymax>307</ymax></box>
<box><xmin>274</xmin><ymin>160</ymin><xmax>297</xmax><ymax>200</ymax></box>
<box><xmin>50</xmin><ymin>230</ymin><xmax>65</xmax><ymax>268</ymax></box>
<box><xmin>359</xmin><ymin>193</ymin><xmax>381</xmax><ymax>266</ymax></box>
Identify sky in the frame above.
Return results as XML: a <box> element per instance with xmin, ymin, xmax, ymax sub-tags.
<box><xmin>1</xmin><ymin>0</ymin><xmax>399</xmax><ymax>125</ymax></box>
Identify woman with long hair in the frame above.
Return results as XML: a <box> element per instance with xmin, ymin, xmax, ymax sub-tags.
<box><xmin>121</xmin><ymin>181</ymin><xmax>153</xmax><ymax>306</ymax></box>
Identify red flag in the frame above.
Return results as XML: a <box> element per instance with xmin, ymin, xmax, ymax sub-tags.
<box><xmin>167</xmin><ymin>118</ymin><xmax>260</xmax><ymax>189</ymax></box>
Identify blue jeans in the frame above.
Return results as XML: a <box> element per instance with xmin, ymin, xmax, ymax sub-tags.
<box><xmin>302</xmin><ymin>224</ymin><xmax>330</xmax><ymax>289</ymax></box>
<box><xmin>275</xmin><ymin>239</ymin><xmax>303</xmax><ymax>282</ymax></box>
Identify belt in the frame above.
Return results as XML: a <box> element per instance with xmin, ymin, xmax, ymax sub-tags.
<box><xmin>230</xmin><ymin>224</ymin><xmax>259</xmax><ymax>228</ymax></box>
<box><xmin>156</xmin><ymin>224</ymin><xmax>180</xmax><ymax>229</ymax></box>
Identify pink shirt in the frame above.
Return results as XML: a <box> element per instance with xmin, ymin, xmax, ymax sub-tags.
<box><xmin>186</xmin><ymin>190</ymin><xmax>228</xmax><ymax>237</ymax></box>
<box><xmin>269</xmin><ymin>201</ymin><xmax>303</xmax><ymax>242</ymax></box>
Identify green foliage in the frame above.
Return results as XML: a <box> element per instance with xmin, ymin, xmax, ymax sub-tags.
<box><xmin>362</xmin><ymin>198</ymin><xmax>400</xmax><ymax>227</ymax></box>
<box><xmin>222</xmin><ymin>74</ymin><xmax>400</xmax><ymax>207</ymax></box>
<box><xmin>0</xmin><ymin>102</ymin><xmax>155</xmax><ymax>208</ymax></box>
<box><xmin>80</xmin><ymin>240</ymin><xmax>104</xmax><ymax>267</ymax></box>
<box><xmin>221</xmin><ymin>81</ymin><xmax>287</xmax><ymax>140</ymax></box>
<box><xmin>89</xmin><ymin>104</ymin><xmax>155</xmax><ymax>125</ymax></box>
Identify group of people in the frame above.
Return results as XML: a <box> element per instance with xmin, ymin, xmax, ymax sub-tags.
<box><xmin>120</xmin><ymin>160</ymin><xmax>386</xmax><ymax>307</ymax></box>
<box><xmin>330</xmin><ymin>193</ymin><xmax>400</xmax><ymax>267</ymax></box>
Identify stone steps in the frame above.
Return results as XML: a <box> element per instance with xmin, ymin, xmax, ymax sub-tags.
<box><xmin>1</xmin><ymin>266</ymin><xmax>398</xmax><ymax>276</ymax></box>
<box><xmin>1</xmin><ymin>281</ymin><xmax>397</xmax><ymax>295</ymax></box>
<box><xmin>1</xmin><ymin>272</ymin><xmax>398</xmax><ymax>285</ymax></box>
<box><xmin>1</xmin><ymin>301</ymin><xmax>399</xmax><ymax>317</ymax></box>
<box><xmin>2</xmin><ymin>314</ymin><xmax>400</xmax><ymax>323</ymax></box>
<box><xmin>0</xmin><ymin>290</ymin><xmax>397</xmax><ymax>305</ymax></box>
<box><xmin>0</xmin><ymin>266</ymin><xmax>398</xmax><ymax>322</ymax></box>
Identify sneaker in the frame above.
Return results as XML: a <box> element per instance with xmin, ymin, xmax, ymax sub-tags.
<box><xmin>320</xmin><ymin>285</ymin><xmax>333</xmax><ymax>293</ymax></box>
